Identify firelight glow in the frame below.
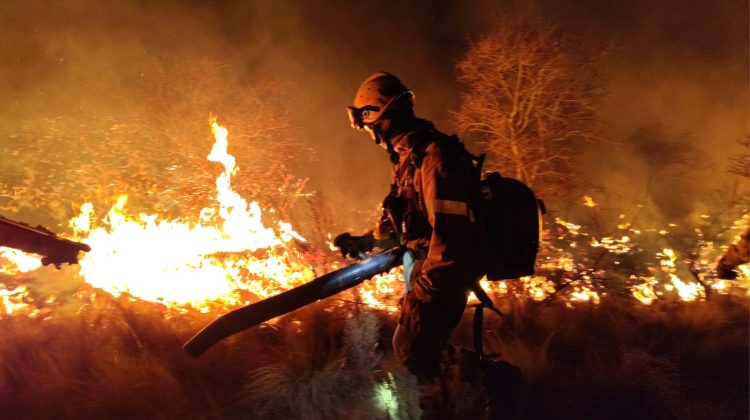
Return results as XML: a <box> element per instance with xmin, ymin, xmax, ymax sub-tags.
<box><xmin>67</xmin><ymin>118</ymin><xmax>316</xmax><ymax>311</ymax></box>
<box><xmin>0</xmin><ymin>119</ymin><xmax>747</xmax><ymax>317</ymax></box>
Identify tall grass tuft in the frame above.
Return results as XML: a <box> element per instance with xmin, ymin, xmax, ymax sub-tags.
<box><xmin>1</xmin><ymin>267</ymin><xmax>747</xmax><ymax>419</ymax></box>
<box><xmin>474</xmin><ymin>295</ymin><xmax>749</xmax><ymax>420</ymax></box>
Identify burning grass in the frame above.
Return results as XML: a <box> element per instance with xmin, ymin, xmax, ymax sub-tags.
<box><xmin>0</xmin><ymin>264</ymin><xmax>747</xmax><ymax>419</ymax></box>
<box><xmin>1</xmin><ymin>117</ymin><xmax>747</xmax><ymax>419</ymax></box>
<box><xmin>0</xmin><ymin>265</ymin><xmax>406</xmax><ymax>419</ymax></box>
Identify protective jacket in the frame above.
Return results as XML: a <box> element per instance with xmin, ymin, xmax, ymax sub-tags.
<box><xmin>384</xmin><ymin>119</ymin><xmax>481</xmax><ymax>380</ymax></box>
<box><xmin>385</xmin><ymin>119</ymin><xmax>480</xmax><ymax>300</ymax></box>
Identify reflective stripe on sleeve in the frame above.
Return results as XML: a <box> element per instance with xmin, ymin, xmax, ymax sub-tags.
<box><xmin>432</xmin><ymin>199</ymin><xmax>470</xmax><ymax>217</ymax></box>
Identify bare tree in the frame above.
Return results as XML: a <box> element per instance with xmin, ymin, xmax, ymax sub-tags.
<box><xmin>454</xmin><ymin>18</ymin><xmax>603</xmax><ymax>201</ymax></box>
<box><xmin>113</xmin><ymin>57</ymin><xmax>309</xmax><ymax>218</ymax></box>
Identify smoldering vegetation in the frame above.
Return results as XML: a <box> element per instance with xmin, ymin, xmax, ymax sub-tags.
<box><xmin>0</xmin><ymin>1</ymin><xmax>747</xmax><ymax>419</ymax></box>
<box><xmin>1</xmin><ymin>267</ymin><xmax>747</xmax><ymax>419</ymax></box>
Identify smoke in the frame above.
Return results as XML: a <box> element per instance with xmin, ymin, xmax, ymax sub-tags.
<box><xmin>457</xmin><ymin>0</ymin><xmax>748</xmax><ymax>235</ymax></box>
<box><xmin>0</xmin><ymin>1</ymin><xmax>472</xmax><ymax>232</ymax></box>
<box><xmin>0</xmin><ymin>0</ymin><xmax>746</xmax><ymax>235</ymax></box>
<box><xmin>537</xmin><ymin>0</ymin><xmax>748</xmax><ymax>228</ymax></box>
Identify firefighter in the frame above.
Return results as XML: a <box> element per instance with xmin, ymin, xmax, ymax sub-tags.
<box><xmin>336</xmin><ymin>72</ymin><xmax>513</xmax><ymax>418</ymax></box>
<box><xmin>715</xmin><ymin>227</ymin><xmax>749</xmax><ymax>279</ymax></box>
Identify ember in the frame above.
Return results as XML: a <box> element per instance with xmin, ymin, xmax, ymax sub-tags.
<box><xmin>0</xmin><ymin>119</ymin><xmax>406</xmax><ymax>317</ymax></box>
<box><xmin>1</xmin><ymin>120</ymin><xmax>747</xmax><ymax>319</ymax></box>
<box><xmin>0</xmin><ymin>2</ymin><xmax>746</xmax><ymax>418</ymax></box>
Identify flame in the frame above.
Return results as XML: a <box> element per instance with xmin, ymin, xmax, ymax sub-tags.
<box><xmin>0</xmin><ymin>118</ymin><xmax>747</xmax><ymax>315</ymax></box>
<box><xmin>0</xmin><ymin>247</ymin><xmax>43</xmax><ymax>275</ymax></box>
<box><xmin>658</xmin><ymin>248</ymin><xmax>677</xmax><ymax>272</ymax></box>
<box><xmin>0</xmin><ymin>284</ymin><xmax>34</xmax><ymax>318</ymax></box>
<box><xmin>525</xmin><ymin>276</ymin><xmax>557</xmax><ymax>301</ymax></box>
<box><xmin>668</xmin><ymin>273</ymin><xmax>702</xmax><ymax>302</ymax></box>
<box><xmin>583</xmin><ymin>195</ymin><xmax>597</xmax><ymax>207</ymax></box>
<box><xmin>69</xmin><ymin>202</ymin><xmax>94</xmax><ymax>238</ymax></box>
<box><xmin>590</xmin><ymin>235</ymin><xmax>632</xmax><ymax>254</ymax></box>
<box><xmin>358</xmin><ymin>267</ymin><xmax>402</xmax><ymax>312</ymax></box>
<box><xmin>661</xmin><ymin>249</ymin><xmax>700</xmax><ymax>300</ymax></box>
<box><xmin>555</xmin><ymin>217</ymin><xmax>582</xmax><ymax>235</ymax></box>
<box><xmin>569</xmin><ymin>281</ymin><xmax>601</xmax><ymax>305</ymax></box>
<box><xmin>68</xmin><ymin>118</ymin><xmax>314</xmax><ymax>312</ymax></box>
<box><xmin>631</xmin><ymin>280</ymin><xmax>658</xmax><ymax>305</ymax></box>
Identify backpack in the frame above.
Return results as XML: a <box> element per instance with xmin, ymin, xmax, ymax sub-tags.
<box><xmin>414</xmin><ymin>134</ymin><xmax>545</xmax><ymax>280</ymax></box>
<box><xmin>413</xmin><ymin>132</ymin><xmax>545</xmax><ymax>364</ymax></box>
<box><xmin>478</xmin><ymin>170</ymin><xmax>545</xmax><ymax>280</ymax></box>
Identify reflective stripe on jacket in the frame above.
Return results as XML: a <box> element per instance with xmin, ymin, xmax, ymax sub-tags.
<box><xmin>390</xmin><ymin>123</ymin><xmax>479</xmax><ymax>302</ymax></box>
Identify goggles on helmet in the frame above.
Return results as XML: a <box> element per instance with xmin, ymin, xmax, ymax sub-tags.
<box><xmin>346</xmin><ymin>90</ymin><xmax>414</xmax><ymax>131</ymax></box>
<box><xmin>346</xmin><ymin>105</ymin><xmax>380</xmax><ymax>130</ymax></box>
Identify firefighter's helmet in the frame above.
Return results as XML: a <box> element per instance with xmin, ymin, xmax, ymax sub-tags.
<box><xmin>347</xmin><ymin>72</ymin><xmax>414</xmax><ymax>130</ymax></box>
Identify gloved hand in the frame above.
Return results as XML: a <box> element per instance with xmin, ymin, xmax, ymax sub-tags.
<box><xmin>716</xmin><ymin>258</ymin><xmax>738</xmax><ymax>280</ymax></box>
<box><xmin>718</xmin><ymin>268</ymin><xmax>738</xmax><ymax>280</ymax></box>
<box><xmin>333</xmin><ymin>232</ymin><xmax>375</xmax><ymax>259</ymax></box>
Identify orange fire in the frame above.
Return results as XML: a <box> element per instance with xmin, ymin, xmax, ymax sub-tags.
<box><xmin>0</xmin><ymin>247</ymin><xmax>43</xmax><ymax>275</ymax></box>
<box><xmin>1</xmin><ymin>119</ymin><xmax>748</xmax><ymax>319</ymax></box>
<box><xmin>60</xmin><ymin>118</ymin><xmax>320</xmax><ymax>312</ymax></box>
<box><xmin>0</xmin><ymin>118</ymin><xmax>408</xmax><ymax>317</ymax></box>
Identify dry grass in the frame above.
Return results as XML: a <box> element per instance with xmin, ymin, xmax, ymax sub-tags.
<box><xmin>470</xmin><ymin>295</ymin><xmax>749</xmax><ymax>420</ymax></box>
<box><xmin>1</xmin><ymin>272</ymin><xmax>747</xmax><ymax>419</ymax></box>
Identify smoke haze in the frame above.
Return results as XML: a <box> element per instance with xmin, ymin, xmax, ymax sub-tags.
<box><xmin>0</xmin><ymin>0</ymin><xmax>747</xmax><ymax>234</ymax></box>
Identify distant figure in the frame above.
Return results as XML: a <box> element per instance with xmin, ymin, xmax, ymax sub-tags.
<box><xmin>716</xmin><ymin>227</ymin><xmax>749</xmax><ymax>279</ymax></box>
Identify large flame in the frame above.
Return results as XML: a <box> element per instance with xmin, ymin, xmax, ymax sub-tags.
<box><xmin>1</xmin><ymin>121</ymin><xmax>748</xmax><ymax>318</ymax></box>
<box><xmin>65</xmin><ymin>118</ymin><xmax>316</xmax><ymax>312</ymax></box>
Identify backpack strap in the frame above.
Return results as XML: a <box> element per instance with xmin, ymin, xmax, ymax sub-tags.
<box><xmin>411</xmin><ymin>133</ymin><xmax>485</xmax><ymax>170</ymax></box>
<box><xmin>409</xmin><ymin>132</ymin><xmax>437</xmax><ymax>169</ymax></box>
<box><xmin>408</xmin><ymin>131</ymin><xmax>500</xmax><ymax>359</ymax></box>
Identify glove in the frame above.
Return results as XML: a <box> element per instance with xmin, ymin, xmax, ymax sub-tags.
<box><xmin>333</xmin><ymin>232</ymin><xmax>375</xmax><ymax>259</ymax></box>
<box><xmin>717</xmin><ymin>266</ymin><xmax>738</xmax><ymax>280</ymax></box>
<box><xmin>716</xmin><ymin>258</ymin><xmax>738</xmax><ymax>280</ymax></box>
